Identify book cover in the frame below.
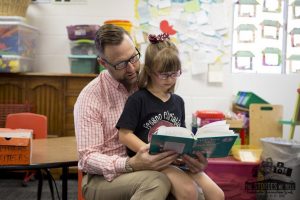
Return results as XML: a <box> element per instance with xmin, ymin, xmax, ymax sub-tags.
<box><xmin>149</xmin><ymin>121</ymin><xmax>238</xmax><ymax>158</ymax></box>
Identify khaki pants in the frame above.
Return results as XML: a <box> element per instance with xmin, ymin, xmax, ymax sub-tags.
<box><xmin>82</xmin><ymin>170</ymin><xmax>171</xmax><ymax>200</ymax></box>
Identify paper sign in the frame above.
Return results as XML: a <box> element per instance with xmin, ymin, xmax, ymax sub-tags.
<box><xmin>240</xmin><ymin>31</ymin><xmax>253</xmax><ymax>42</ymax></box>
<box><xmin>237</xmin><ymin>57</ymin><xmax>251</xmax><ymax>69</ymax></box>
<box><xmin>265</xmin><ymin>54</ymin><xmax>279</xmax><ymax>66</ymax></box>
<box><xmin>184</xmin><ymin>0</ymin><xmax>200</xmax><ymax>13</ymax></box>
<box><xmin>264</xmin><ymin>26</ymin><xmax>277</xmax><ymax>39</ymax></box>
<box><xmin>265</xmin><ymin>0</ymin><xmax>279</xmax><ymax>12</ymax></box>
<box><xmin>208</xmin><ymin>64</ymin><xmax>223</xmax><ymax>83</ymax></box>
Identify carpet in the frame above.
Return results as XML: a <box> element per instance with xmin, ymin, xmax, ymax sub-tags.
<box><xmin>0</xmin><ymin>177</ymin><xmax>78</xmax><ymax>200</ymax></box>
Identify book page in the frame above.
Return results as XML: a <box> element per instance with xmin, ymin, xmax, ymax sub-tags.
<box><xmin>156</xmin><ymin>126</ymin><xmax>194</xmax><ymax>138</ymax></box>
<box><xmin>195</xmin><ymin>120</ymin><xmax>235</xmax><ymax>137</ymax></box>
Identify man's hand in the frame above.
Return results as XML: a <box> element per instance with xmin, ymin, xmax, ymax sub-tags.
<box><xmin>181</xmin><ymin>152</ymin><xmax>208</xmax><ymax>173</ymax></box>
<box><xmin>129</xmin><ymin>145</ymin><xmax>178</xmax><ymax>171</ymax></box>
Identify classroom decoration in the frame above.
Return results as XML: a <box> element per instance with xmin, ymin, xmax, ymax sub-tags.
<box><xmin>260</xmin><ymin>20</ymin><xmax>281</xmax><ymax>40</ymax></box>
<box><xmin>236</xmin><ymin>24</ymin><xmax>257</xmax><ymax>43</ymax></box>
<box><xmin>134</xmin><ymin>0</ymin><xmax>231</xmax><ymax>82</ymax></box>
<box><xmin>289</xmin><ymin>28</ymin><xmax>300</xmax><ymax>47</ymax></box>
<box><xmin>232</xmin><ymin>0</ymin><xmax>284</xmax><ymax>74</ymax></box>
<box><xmin>233</xmin><ymin>51</ymin><xmax>254</xmax><ymax>70</ymax></box>
<box><xmin>237</xmin><ymin>0</ymin><xmax>259</xmax><ymax>17</ymax></box>
<box><xmin>233</xmin><ymin>0</ymin><xmax>300</xmax><ymax>74</ymax></box>
<box><xmin>262</xmin><ymin>0</ymin><xmax>281</xmax><ymax>13</ymax></box>
<box><xmin>291</xmin><ymin>0</ymin><xmax>300</xmax><ymax>19</ymax></box>
<box><xmin>287</xmin><ymin>1</ymin><xmax>300</xmax><ymax>74</ymax></box>
<box><xmin>262</xmin><ymin>47</ymin><xmax>281</xmax><ymax>66</ymax></box>
<box><xmin>287</xmin><ymin>54</ymin><xmax>300</xmax><ymax>73</ymax></box>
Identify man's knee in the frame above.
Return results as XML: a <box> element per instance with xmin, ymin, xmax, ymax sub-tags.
<box><xmin>142</xmin><ymin>171</ymin><xmax>171</xmax><ymax>190</ymax></box>
<box><xmin>131</xmin><ymin>171</ymin><xmax>171</xmax><ymax>200</ymax></box>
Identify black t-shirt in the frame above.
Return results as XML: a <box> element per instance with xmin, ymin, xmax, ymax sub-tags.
<box><xmin>116</xmin><ymin>88</ymin><xmax>186</xmax><ymax>157</ymax></box>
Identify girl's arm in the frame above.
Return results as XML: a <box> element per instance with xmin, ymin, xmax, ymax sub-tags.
<box><xmin>119</xmin><ymin>128</ymin><xmax>147</xmax><ymax>153</ymax></box>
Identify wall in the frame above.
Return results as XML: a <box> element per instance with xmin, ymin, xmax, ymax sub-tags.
<box><xmin>26</xmin><ymin>0</ymin><xmax>299</xmax><ymax>140</ymax></box>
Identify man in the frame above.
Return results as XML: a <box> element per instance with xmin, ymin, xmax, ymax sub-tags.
<box><xmin>74</xmin><ymin>24</ymin><xmax>208</xmax><ymax>200</ymax></box>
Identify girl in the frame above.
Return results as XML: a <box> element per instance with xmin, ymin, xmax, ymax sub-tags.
<box><xmin>116</xmin><ymin>33</ymin><xmax>224</xmax><ymax>200</ymax></box>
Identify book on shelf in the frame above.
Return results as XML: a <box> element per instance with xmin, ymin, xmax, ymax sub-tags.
<box><xmin>149</xmin><ymin>120</ymin><xmax>238</xmax><ymax>158</ymax></box>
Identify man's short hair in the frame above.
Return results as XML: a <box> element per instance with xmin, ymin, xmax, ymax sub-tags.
<box><xmin>95</xmin><ymin>24</ymin><xmax>131</xmax><ymax>56</ymax></box>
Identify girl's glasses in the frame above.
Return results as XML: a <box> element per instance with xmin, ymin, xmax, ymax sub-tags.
<box><xmin>155</xmin><ymin>70</ymin><xmax>182</xmax><ymax>80</ymax></box>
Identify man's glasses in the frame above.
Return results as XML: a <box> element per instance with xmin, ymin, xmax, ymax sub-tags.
<box><xmin>102</xmin><ymin>48</ymin><xmax>140</xmax><ymax>70</ymax></box>
<box><xmin>155</xmin><ymin>70</ymin><xmax>182</xmax><ymax>80</ymax></box>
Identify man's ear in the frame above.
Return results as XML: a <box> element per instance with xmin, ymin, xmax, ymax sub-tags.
<box><xmin>97</xmin><ymin>57</ymin><xmax>107</xmax><ymax>69</ymax></box>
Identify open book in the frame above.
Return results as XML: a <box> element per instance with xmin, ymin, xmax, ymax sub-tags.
<box><xmin>149</xmin><ymin>120</ymin><xmax>238</xmax><ymax>158</ymax></box>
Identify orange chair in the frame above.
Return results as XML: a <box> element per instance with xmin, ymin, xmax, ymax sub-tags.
<box><xmin>78</xmin><ymin>169</ymin><xmax>85</xmax><ymax>200</ymax></box>
<box><xmin>5</xmin><ymin>112</ymin><xmax>47</xmax><ymax>139</ymax></box>
<box><xmin>5</xmin><ymin>112</ymin><xmax>54</xmax><ymax>199</ymax></box>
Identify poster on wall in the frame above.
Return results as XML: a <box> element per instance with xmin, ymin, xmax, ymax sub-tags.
<box><xmin>232</xmin><ymin>0</ymin><xmax>300</xmax><ymax>74</ymax></box>
<box><xmin>232</xmin><ymin>0</ymin><xmax>285</xmax><ymax>74</ymax></box>
<box><xmin>134</xmin><ymin>0</ymin><xmax>231</xmax><ymax>82</ymax></box>
<box><xmin>287</xmin><ymin>0</ymin><xmax>300</xmax><ymax>73</ymax></box>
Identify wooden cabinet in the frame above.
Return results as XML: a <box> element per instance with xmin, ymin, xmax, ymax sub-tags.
<box><xmin>0</xmin><ymin>73</ymin><xmax>96</xmax><ymax>137</ymax></box>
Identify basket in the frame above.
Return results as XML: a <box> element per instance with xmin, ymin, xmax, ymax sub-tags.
<box><xmin>0</xmin><ymin>103</ymin><xmax>33</xmax><ymax>127</ymax></box>
<box><xmin>232</xmin><ymin>145</ymin><xmax>262</xmax><ymax>163</ymax></box>
<box><xmin>235</xmin><ymin>91</ymin><xmax>268</xmax><ymax>108</ymax></box>
<box><xmin>66</xmin><ymin>25</ymin><xmax>100</xmax><ymax>41</ymax></box>
<box><xmin>0</xmin><ymin>0</ymin><xmax>31</xmax><ymax>17</ymax></box>
<box><xmin>104</xmin><ymin>20</ymin><xmax>133</xmax><ymax>33</ymax></box>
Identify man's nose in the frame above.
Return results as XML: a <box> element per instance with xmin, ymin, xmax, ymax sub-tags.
<box><xmin>126</xmin><ymin>62</ymin><xmax>137</xmax><ymax>72</ymax></box>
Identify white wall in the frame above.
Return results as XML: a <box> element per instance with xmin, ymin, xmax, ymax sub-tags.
<box><xmin>26</xmin><ymin>0</ymin><xmax>299</xmax><ymax>140</ymax></box>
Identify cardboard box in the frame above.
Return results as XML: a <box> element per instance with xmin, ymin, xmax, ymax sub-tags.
<box><xmin>0</xmin><ymin>128</ymin><xmax>33</xmax><ymax>165</ymax></box>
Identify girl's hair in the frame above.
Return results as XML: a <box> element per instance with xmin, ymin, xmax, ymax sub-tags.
<box><xmin>138</xmin><ymin>39</ymin><xmax>181</xmax><ymax>93</ymax></box>
<box><xmin>94</xmin><ymin>24</ymin><xmax>131</xmax><ymax>57</ymax></box>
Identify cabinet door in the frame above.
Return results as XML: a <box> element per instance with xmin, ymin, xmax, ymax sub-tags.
<box><xmin>65</xmin><ymin>77</ymin><xmax>94</xmax><ymax>136</ymax></box>
<box><xmin>0</xmin><ymin>77</ymin><xmax>25</xmax><ymax>103</ymax></box>
<box><xmin>26</xmin><ymin>77</ymin><xmax>64</xmax><ymax>137</ymax></box>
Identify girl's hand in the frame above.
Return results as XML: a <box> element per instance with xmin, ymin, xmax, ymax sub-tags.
<box><xmin>181</xmin><ymin>152</ymin><xmax>208</xmax><ymax>173</ymax></box>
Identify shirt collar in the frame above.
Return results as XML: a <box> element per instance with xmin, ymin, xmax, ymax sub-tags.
<box><xmin>102</xmin><ymin>70</ymin><xmax>138</xmax><ymax>94</ymax></box>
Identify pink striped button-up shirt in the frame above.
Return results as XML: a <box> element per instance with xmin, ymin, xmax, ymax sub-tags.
<box><xmin>74</xmin><ymin>71</ymin><xmax>136</xmax><ymax>181</ymax></box>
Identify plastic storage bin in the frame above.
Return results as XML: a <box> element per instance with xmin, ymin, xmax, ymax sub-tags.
<box><xmin>104</xmin><ymin>20</ymin><xmax>132</xmax><ymax>33</ymax></box>
<box><xmin>0</xmin><ymin>21</ymin><xmax>39</xmax><ymax>57</ymax></box>
<box><xmin>0</xmin><ymin>55</ymin><xmax>33</xmax><ymax>73</ymax></box>
<box><xmin>195</xmin><ymin>110</ymin><xmax>225</xmax><ymax>127</ymax></box>
<box><xmin>70</xmin><ymin>39</ymin><xmax>97</xmax><ymax>55</ymax></box>
<box><xmin>235</xmin><ymin>91</ymin><xmax>268</xmax><ymax>108</ymax></box>
<box><xmin>66</xmin><ymin>25</ymin><xmax>100</xmax><ymax>41</ymax></box>
<box><xmin>205</xmin><ymin>157</ymin><xmax>260</xmax><ymax>200</ymax></box>
<box><xmin>68</xmin><ymin>55</ymin><xmax>98</xmax><ymax>74</ymax></box>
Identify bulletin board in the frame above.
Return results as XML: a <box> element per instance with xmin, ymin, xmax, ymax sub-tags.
<box><xmin>134</xmin><ymin>0</ymin><xmax>231</xmax><ymax>83</ymax></box>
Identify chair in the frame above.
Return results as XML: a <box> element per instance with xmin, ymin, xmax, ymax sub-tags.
<box><xmin>5</xmin><ymin>112</ymin><xmax>47</xmax><ymax>139</ymax></box>
<box><xmin>78</xmin><ymin>169</ymin><xmax>85</xmax><ymax>200</ymax></box>
<box><xmin>5</xmin><ymin>112</ymin><xmax>54</xmax><ymax>200</ymax></box>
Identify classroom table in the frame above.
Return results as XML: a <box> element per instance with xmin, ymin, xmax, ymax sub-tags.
<box><xmin>0</xmin><ymin>136</ymin><xmax>78</xmax><ymax>200</ymax></box>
